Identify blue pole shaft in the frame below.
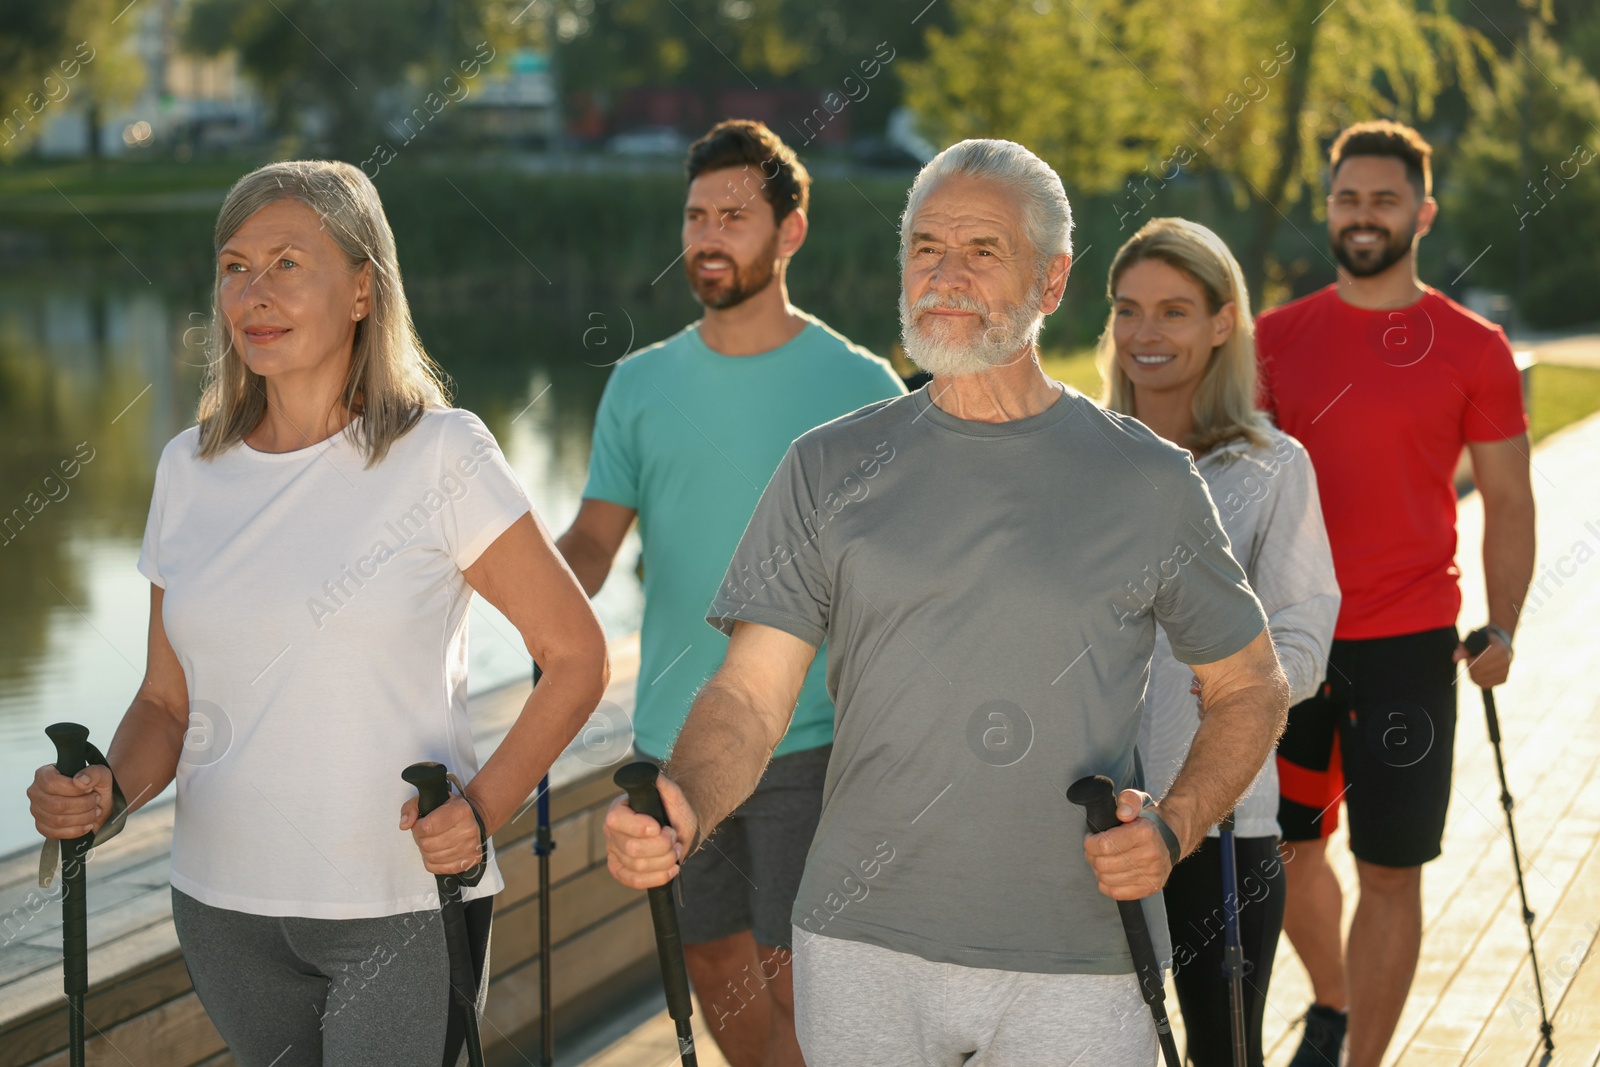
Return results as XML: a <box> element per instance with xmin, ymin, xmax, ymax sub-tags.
<box><xmin>533</xmin><ymin>661</ymin><xmax>555</xmax><ymax>1065</ymax></box>
<box><xmin>1219</xmin><ymin>813</ymin><xmax>1247</xmax><ymax>1067</ymax></box>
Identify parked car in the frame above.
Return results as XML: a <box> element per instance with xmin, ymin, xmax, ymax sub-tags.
<box><xmin>606</xmin><ymin>126</ymin><xmax>691</xmax><ymax>156</ymax></box>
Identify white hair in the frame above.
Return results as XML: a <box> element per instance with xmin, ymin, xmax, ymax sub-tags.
<box><xmin>898</xmin><ymin>139</ymin><xmax>1074</xmax><ymax>279</ymax></box>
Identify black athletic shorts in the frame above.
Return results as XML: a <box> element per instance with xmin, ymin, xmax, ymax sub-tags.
<box><xmin>1276</xmin><ymin>626</ymin><xmax>1460</xmax><ymax>867</ymax></box>
<box><xmin>673</xmin><ymin>744</ymin><xmax>831</xmax><ymax>950</ymax></box>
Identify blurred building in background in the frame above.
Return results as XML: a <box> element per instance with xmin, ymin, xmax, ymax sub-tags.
<box><xmin>35</xmin><ymin>0</ymin><xmax>263</xmax><ymax>160</ymax></box>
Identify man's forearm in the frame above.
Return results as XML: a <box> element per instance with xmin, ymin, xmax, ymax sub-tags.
<box><xmin>664</xmin><ymin>675</ymin><xmax>790</xmax><ymax>853</ymax></box>
<box><xmin>554</xmin><ymin>528</ymin><xmax>612</xmax><ymax>598</ymax></box>
<box><xmin>1160</xmin><ymin>677</ymin><xmax>1288</xmax><ymax>854</ymax></box>
<box><xmin>1482</xmin><ymin>495</ymin><xmax>1535</xmax><ymax>637</ymax></box>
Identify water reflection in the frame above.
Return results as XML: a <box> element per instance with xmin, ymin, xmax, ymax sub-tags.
<box><xmin>0</xmin><ymin>268</ymin><xmax>661</xmax><ymax>855</ymax></box>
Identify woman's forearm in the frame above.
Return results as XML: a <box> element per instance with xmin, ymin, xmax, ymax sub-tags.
<box><xmin>468</xmin><ymin>645</ymin><xmax>609</xmax><ymax>836</ymax></box>
<box><xmin>105</xmin><ymin>695</ymin><xmax>189</xmax><ymax>815</ymax></box>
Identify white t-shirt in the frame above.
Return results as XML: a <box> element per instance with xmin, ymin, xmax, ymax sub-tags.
<box><xmin>138</xmin><ymin>408</ymin><xmax>531</xmax><ymax>919</ymax></box>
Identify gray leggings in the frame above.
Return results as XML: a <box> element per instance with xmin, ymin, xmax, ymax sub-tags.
<box><xmin>172</xmin><ymin>887</ymin><xmax>492</xmax><ymax>1067</ymax></box>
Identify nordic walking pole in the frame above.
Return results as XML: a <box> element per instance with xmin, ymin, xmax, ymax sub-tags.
<box><xmin>1218</xmin><ymin>811</ymin><xmax>1248</xmax><ymax>1067</ymax></box>
<box><xmin>1067</xmin><ymin>774</ymin><xmax>1181</xmax><ymax>1067</ymax></box>
<box><xmin>614</xmin><ymin>761</ymin><xmax>698</xmax><ymax>1067</ymax></box>
<box><xmin>531</xmin><ymin>660</ymin><xmax>555</xmax><ymax>1066</ymax></box>
<box><xmin>403</xmin><ymin>761</ymin><xmax>487</xmax><ymax>1067</ymax></box>
<box><xmin>1463</xmin><ymin>627</ymin><xmax>1555</xmax><ymax>1055</ymax></box>
<box><xmin>45</xmin><ymin>722</ymin><xmax>92</xmax><ymax>1067</ymax></box>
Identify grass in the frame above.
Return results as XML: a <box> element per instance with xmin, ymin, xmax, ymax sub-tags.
<box><xmin>1529</xmin><ymin>363</ymin><xmax>1600</xmax><ymax>444</ymax></box>
<box><xmin>0</xmin><ymin>157</ymin><xmax>256</xmax><ymax>204</ymax></box>
<box><xmin>1040</xmin><ymin>349</ymin><xmax>1600</xmax><ymax>445</ymax></box>
<box><xmin>1040</xmin><ymin>346</ymin><xmax>1105</xmax><ymax>397</ymax></box>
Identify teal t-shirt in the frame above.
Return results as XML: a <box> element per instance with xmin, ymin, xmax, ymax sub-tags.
<box><xmin>583</xmin><ymin>313</ymin><xmax>905</xmax><ymax>759</ymax></box>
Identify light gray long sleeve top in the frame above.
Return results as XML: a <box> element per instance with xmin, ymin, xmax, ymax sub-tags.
<box><xmin>1141</xmin><ymin>425</ymin><xmax>1341</xmax><ymax>839</ymax></box>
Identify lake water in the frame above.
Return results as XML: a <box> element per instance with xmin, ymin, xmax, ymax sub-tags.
<box><xmin>0</xmin><ymin>265</ymin><xmax>660</xmax><ymax>856</ymax></box>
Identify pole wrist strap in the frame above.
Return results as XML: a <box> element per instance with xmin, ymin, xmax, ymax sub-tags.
<box><xmin>1137</xmin><ymin>804</ymin><xmax>1182</xmax><ymax>866</ymax></box>
<box><xmin>39</xmin><ymin>743</ymin><xmax>128</xmax><ymax>889</ymax></box>
<box><xmin>445</xmin><ymin>772</ymin><xmax>491</xmax><ymax>889</ymax></box>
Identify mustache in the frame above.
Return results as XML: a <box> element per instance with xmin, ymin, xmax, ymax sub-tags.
<box><xmin>908</xmin><ymin>291</ymin><xmax>990</xmax><ymax>317</ymax></box>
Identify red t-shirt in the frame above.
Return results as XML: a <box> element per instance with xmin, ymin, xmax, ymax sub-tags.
<box><xmin>1256</xmin><ymin>285</ymin><xmax>1526</xmax><ymax>640</ymax></box>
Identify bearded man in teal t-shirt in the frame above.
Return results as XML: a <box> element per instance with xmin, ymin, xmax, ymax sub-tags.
<box><xmin>555</xmin><ymin>119</ymin><xmax>903</xmax><ymax>1067</ymax></box>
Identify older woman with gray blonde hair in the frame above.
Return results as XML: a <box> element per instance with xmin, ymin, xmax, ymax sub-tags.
<box><xmin>28</xmin><ymin>160</ymin><xmax>608</xmax><ymax>1066</ymax></box>
<box><xmin>1098</xmin><ymin>216</ymin><xmax>1339</xmax><ymax>1067</ymax></box>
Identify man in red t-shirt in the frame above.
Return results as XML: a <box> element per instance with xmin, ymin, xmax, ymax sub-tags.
<box><xmin>1256</xmin><ymin>121</ymin><xmax>1535</xmax><ymax>1067</ymax></box>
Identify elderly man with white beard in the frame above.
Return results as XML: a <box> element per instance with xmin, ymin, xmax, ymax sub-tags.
<box><xmin>604</xmin><ymin>139</ymin><xmax>1291</xmax><ymax>1063</ymax></box>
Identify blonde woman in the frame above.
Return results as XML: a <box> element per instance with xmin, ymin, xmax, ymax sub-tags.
<box><xmin>1099</xmin><ymin>217</ymin><xmax>1339</xmax><ymax>1067</ymax></box>
<box><xmin>27</xmin><ymin>161</ymin><xmax>608</xmax><ymax>1067</ymax></box>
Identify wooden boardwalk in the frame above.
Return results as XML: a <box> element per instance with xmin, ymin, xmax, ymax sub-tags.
<box><xmin>578</xmin><ymin>412</ymin><xmax>1600</xmax><ymax>1067</ymax></box>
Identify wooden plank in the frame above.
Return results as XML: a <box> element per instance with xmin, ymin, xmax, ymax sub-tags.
<box><xmin>1463</xmin><ymin>786</ymin><xmax>1600</xmax><ymax>1064</ymax></box>
<box><xmin>482</xmin><ymin>897</ymin><xmax>655</xmax><ymax>1045</ymax></box>
<box><xmin>20</xmin><ymin>990</ymin><xmax>225</xmax><ymax>1067</ymax></box>
<box><xmin>1262</xmin><ymin>648</ymin><xmax>1600</xmax><ymax>1063</ymax></box>
<box><xmin>0</xmin><ymin>804</ymin><xmax>178</xmax><ymax>895</ymax></box>
<box><xmin>487</xmin><ymin>863</ymin><xmax>641</xmax><ymax>977</ymax></box>
<box><xmin>491</xmin><ymin>807</ymin><xmax>595</xmax><ymax>910</ymax></box>
<box><xmin>495</xmin><ymin>765</ymin><xmax>620</xmax><ymax>847</ymax></box>
<box><xmin>1536</xmin><ymin>921</ymin><xmax>1600</xmax><ymax>1066</ymax></box>
<box><xmin>1388</xmin><ymin>711</ymin><xmax>1600</xmax><ymax>1062</ymax></box>
<box><xmin>2</xmin><ymin>860</ymin><xmax>189</xmax><ymax>983</ymax></box>
<box><xmin>578</xmin><ymin>995</ymin><xmax>733</xmax><ymax>1067</ymax></box>
<box><xmin>0</xmin><ymin>924</ymin><xmax>185</xmax><ymax>1065</ymax></box>
<box><xmin>19</xmin><ymin>878</ymin><xmax>177</xmax><ymax>958</ymax></box>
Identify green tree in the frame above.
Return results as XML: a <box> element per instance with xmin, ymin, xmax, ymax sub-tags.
<box><xmin>901</xmin><ymin>0</ymin><xmax>1483</xmax><ymax>301</ymax></box>
<box><xmin>0</xmin><ymin>0</ymin><xmax>143</xmax><ymax>160</ymax></box>
<box><xmin>1450</xmin><ymin>24</ymin><xmax>1600</xmax><ymax>327</ymax></box>
<box><xmin>550</xmin><ymin>0</ymin><xmax>950</xmax><ymax>139</ymax></box>
<box><xmin>182</xmin><ymin>0</ymin><xmax>508</xmax><ymax>154</ymax></box>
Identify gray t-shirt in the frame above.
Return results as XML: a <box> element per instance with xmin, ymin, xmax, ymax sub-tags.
<box><xmin>706</xmin><ymin>386</ymin><xmax>1268</xmax><ymax>975</ymax></box>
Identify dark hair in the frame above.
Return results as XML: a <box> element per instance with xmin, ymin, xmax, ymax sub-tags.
<box><xmin>1329</xmin><ymin>120</ymin><xmax>1432</xmax><ymax>199</ymax></box>
<box><xmin>685</xmin><ymin>119</ymin><xmax>810</xmax><ymax>224</ymax></box>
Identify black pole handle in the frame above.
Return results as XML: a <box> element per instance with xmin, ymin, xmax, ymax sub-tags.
<box><xmin>614</xmin><ymin>762</ymin><xmax>698</xmax><ymax>1064</ymax></box>
<box><xmin>404</xmin><ymin>762</ymin><xmax>452</xmax><ymax>819</ymax></box>
<box><xmin>1067</xmin><ymin>774</ymin><xmax>1181</xmax><ymax>1066</ymax></box>
<box><xmin>1461</xmin><ymin>627</ymin><xmax>1502</xmax><ymax>740</ymax></box>
<box><xmin>46</xmin><ymin>723</ymin><xmax>93</xmax><ymax>1014</ymax></box>
<box><xmin>1067</xmin><ymin>774</ymin><xmax>1121</xmax><ymax>834</ymax></box>
<box><xmin>402</xmin><ymin>761</ymin><xmax>487</xmax><ymax>1067</ymax></box>
<box><xmin>1067</xmin><ymin>777</ymin><xmax>1165</xmax><ymax>990</ymax></box>
<box><xmin>47</xmin><ymin>722</ymin><xmax>91</xmax><ymax>779</ymax></box>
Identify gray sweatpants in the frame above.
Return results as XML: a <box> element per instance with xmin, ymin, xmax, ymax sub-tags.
<box><xmin>791</xmin><ymin>926</ymin><xmax>1159</xmax><ymax>1066</ymax></box>
<box><xmin>172</xmin><ymin>887</ymin><xmax>491</xmax><ymax>1067</ymax></box>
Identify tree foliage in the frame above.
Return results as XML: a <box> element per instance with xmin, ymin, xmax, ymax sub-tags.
<box><xmin>1450</xmin><ymin>24</ymin><xmax>1600</xmax><ymax>327</ymax></box>
<box><xmin>0</xmin><ymin>0</ymin><xmax>143</xmax><ymax>160</ymax></box>
<box><xmin>546</xmin><ymin>0</ymin><xmax>951</xmax><ymax>135</ymax></box>
<box><xmin>182</xmin><ymin>0</ymin><xmax>510</xmax><ymax>154</ymax></box>
<box><xmin>901</xmin><ymin>0</ymin><xmax>1486</xmax><ymax>298</ymax></box>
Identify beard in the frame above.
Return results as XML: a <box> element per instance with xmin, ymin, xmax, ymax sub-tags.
<box><xmin>685</xmin><ymin>234</ymin><xmax>779</xmax><ymax>309</ymax></box>
<box><xmin>899</xmin><ymin>279</ymin><xmax>1046</xmax><ymax>378</ymax></box>
<box><xmin>1331</xmin><ymin>220</ymin><xmax>1415</xmax><ymax>278</ymax></box>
